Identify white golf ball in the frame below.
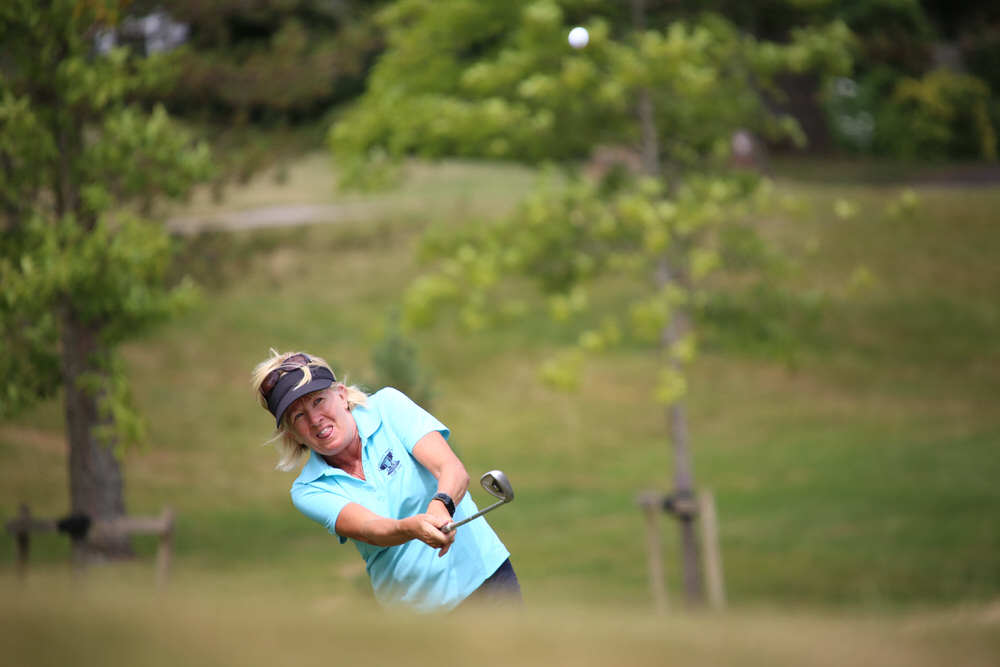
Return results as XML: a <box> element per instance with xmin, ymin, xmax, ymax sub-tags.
<box><xmin>568</xmin><ymin>26</ymin><xmax>589</xmax><ymax>49</ymax></box>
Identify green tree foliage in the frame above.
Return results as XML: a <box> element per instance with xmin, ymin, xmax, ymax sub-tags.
<box><xmin>670</xmin><ymin>0</ymin><xmax>932</xmax><ymax>71</ymax></box>
<box><xmin>0</xmin><ymin>0</ymin><xmax>212</xmax><ymax>557</ymax></box>
<box><xmin>331</xmin><ymin>0</ymin><xmax>853</xmax><ymax>601</ymax></box>
<box><xmin>371</xmin><ymin>310</ymin><xmax>436</xmax><ymax>408</ymax></box>
<box><xmin>158</xmin><ymin>0</ymin><xmax>386</xmax><ymax>123</ymax></box>
<box><xmin>917</xmin><ymin>2</ymin><xmax>1000</xmax><ymax>155</ymax></box>
<box><xmin>655</xmin><ymin>1</ymin><xmax>1000</xmax><ymax>161</ymax></box>
<box><xmin>331</xmin><ymin>0</ymin><xmax>851</xmax><ymax>370</ymax></box>
<box><xmin>891</xmin><ymin>68</ymin><xmax>997</xmax><ymax>160</ymax></box>
<box><xmin>826</xmin><ymin>64</ymin><xmax>998</xmax><ymax>160</ymax></box>
<box><xmin>332</xmin><ymin>1</ymin><xmax>852</xmax><ymax>176</ymax></box>
<box><xmin>787</xmin><ymin>0</ymin><xmax>1000</xmax><ymax>160</ymax></box>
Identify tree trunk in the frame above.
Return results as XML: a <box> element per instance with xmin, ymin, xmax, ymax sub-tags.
<box><xmin>659</xmin><ymin>283</ymin><xmax>705</xmax><ymax>605</ymax></box>
<box><xmin>634</xmin><ymin>0</ymin><xmax>704</xmax><ymax>606</ymax></box>
<box><xmin>666</xmin><ymin>379</ymin><xmax>703</xmax><ymax>602</ymax></box>
<box><xmin>51</xmin><ymin>106</ymin><xmax>131</xmax><ymax>562</ymax></box>
<box><xmin>60</xmin><ymin>304</ymin><xmax>132</xmax><ymax>562</ymax></box>
<box><xmin>632</xmin><ymin>0</ymin><xmax>661</xmax><ymax>175</ymax></box>
<box><xmin>637</xmin><ymin>89</ymin><xmax>660</xmax><ymax>177</ymax></box>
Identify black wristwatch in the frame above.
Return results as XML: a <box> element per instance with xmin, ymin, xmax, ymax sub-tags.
<box><xmin>432</xmin><ymin>492</ymin><xmax>456</xmax><ymax>517</ymax></box>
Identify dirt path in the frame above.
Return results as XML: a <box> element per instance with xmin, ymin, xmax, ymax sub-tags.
<box><xmin>166</xmin><ymin>201</ymin><xmax>386</xmax><ymax>235</ymax></box>
<box><xmin>166</xmin><ymin>159</ymin><xmax>999</xmax><ymax>236</ymax></box>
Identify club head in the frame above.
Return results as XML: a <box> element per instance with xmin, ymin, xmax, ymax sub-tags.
<box><xmin>480</xmin><ymin>470</ymin><xmax>514</xmax><ymax>503</ymax></box>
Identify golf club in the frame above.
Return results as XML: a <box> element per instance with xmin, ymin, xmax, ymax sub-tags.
<box><xmin>441</xmin><ymin>470</ymin><xmax>514</xmax><ymax>534</ymax></box>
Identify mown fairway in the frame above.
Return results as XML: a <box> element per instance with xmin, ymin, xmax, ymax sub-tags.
<box><xmin>1</xmin><ymin>156</ymin><xmax>998</xmax><ymax>661</ymax></box>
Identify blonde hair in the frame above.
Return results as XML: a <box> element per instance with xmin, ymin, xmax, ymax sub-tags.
<box><xmin>251</xmin><ymin>349</ymin><xmax>368</xmax><ymax>472</ymax></box>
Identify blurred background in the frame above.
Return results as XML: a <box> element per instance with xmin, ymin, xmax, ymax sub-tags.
<box><xmin>1</xmin><ymin>1</ymin><xmax>998</xmax><ymax>665</ymax></box>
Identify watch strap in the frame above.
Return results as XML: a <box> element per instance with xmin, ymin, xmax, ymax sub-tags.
<box><xmin>432</xmin><ymin>492</ymin><xmax>456</xmax><ymax>517</ymax></box>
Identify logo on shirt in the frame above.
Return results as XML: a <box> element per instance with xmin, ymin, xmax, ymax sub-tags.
<box><xmin>379</xmin><ymin>450</ymin><xmax>401</xmax><ymax>477</ymax></box>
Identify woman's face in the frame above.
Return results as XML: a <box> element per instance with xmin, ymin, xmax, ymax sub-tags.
<box><xmin>286</xmin><ymin>385</ymin><xmax>358</xmax><ymax>459</ymax></box>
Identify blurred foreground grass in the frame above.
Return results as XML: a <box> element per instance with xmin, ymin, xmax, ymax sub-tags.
<box><xmin>2</xmin><ymin>569</ymin><xmax>999</xmax><ymax>667</ymax></box>
<box><xmin>1</xmin><ymin>155</ymin><xmax>998</xmax><ymax>621</ymax></box>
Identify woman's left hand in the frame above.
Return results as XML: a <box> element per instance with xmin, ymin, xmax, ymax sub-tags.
<box><xmin>405</xmin><ymin>513</ymin><xmax>456</xmax><ymax>557</ymax></box>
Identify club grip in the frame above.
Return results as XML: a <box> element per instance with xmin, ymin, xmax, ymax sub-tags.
<box><xmin>438</xmin><ymin>497</ymin><xmax>506</xmax><ymax>536</ymax></box>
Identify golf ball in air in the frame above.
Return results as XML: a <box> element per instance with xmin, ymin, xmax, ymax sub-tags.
<box><xmin>568</xmin><ymin>26</ymin><xmax>589</xmax><ymax>49</ymax></box>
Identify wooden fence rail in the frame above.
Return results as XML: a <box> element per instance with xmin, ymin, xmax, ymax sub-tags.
<box><xmin>5</xmin><ymin>504</ymin><xmax>175</xmax><ymax>587</ymax></box>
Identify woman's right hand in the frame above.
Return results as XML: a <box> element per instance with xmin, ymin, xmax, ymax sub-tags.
<box><xmin>405</xmin><ymin>513</ymin><xmax>456</xmax><ymax>557</ymax></box>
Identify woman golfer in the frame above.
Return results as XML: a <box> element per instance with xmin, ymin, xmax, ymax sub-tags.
<box><xmin>252</xmin><ymin>350</ymin><xmax>520</xmax><ymax>612</ymax></box>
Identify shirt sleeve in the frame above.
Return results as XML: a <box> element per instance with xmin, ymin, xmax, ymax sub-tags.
<box><xmin>291</xmin><ymin>482</ymin><xmax>351</xmax><ymax>544</ymax></box>
<box><xmin>375</xmin><ymin>387</ymin><xmax>450</xmax><ymax>453</ymax></box>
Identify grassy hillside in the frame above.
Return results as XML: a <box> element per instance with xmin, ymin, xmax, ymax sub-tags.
<box><xmin>1</xmin><ymin>156</ymin><xmax>998</xmax><ymax>623</ymax></box>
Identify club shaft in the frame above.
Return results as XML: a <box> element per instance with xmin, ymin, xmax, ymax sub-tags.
<box><xmin>442</xmin><ymin>499</ymin><xmax>506</xmax><ymax>533</ymax></box>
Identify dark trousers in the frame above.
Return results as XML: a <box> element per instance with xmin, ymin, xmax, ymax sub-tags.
<box><xmin>458</xmin><ymin>558</ymin><xmax>522</xmax><ymax>607</ymax></box>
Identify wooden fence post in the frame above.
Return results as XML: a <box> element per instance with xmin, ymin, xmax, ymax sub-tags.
<box><xmin>638</xmin><ymin>489</ymin><xmax>727</xmax><ymax>613</ymax></box>
<box><xmin>698</xmin><ymin>489</ymin><xmax>726</xmax><ymax>610</ymax></box>
<box><xmin>155</xmin><ymin>507</ymin><xmax>175</xmax><ymax>589</ymax></box>
<box><xmin>6</xmin><ymin>504</ymin><xmax>59</xmax><ymax>580</ymax></box>
<box><xmin>637</xmin><ymin>492</ymin><xmax>668</xmax><ymax>613</ymax></box>
<box><xmin>14</xmin><ymin>503</ymin><xmax>31</xmax><ymax>580</ymax></box>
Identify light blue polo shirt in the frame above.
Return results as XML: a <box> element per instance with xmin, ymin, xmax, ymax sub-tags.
<box><xmin>290</xmin><ymin>387</ymin><xmax>510</xmax><ymax>612</ymax></box>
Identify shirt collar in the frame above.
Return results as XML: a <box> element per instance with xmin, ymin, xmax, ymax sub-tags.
<box><xmin>352</xmin><ymin>399</ymin><xmax>382</xmax><ymax>441</ymax></box>
<box><xmin>296</xmin><ymin>401</ymin><xmax>382</xmax><ymax>483</ymax></box>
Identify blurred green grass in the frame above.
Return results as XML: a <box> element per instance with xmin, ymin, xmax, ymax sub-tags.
<box><xmin>1</xmin><ymin>155</ymin><xmax>998</xmax><ymax>616</ymax></box>
<box><xmin>2</xmin><ymin>570</ymin><xmax>999</xmax><ymax>667</ymax></box>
